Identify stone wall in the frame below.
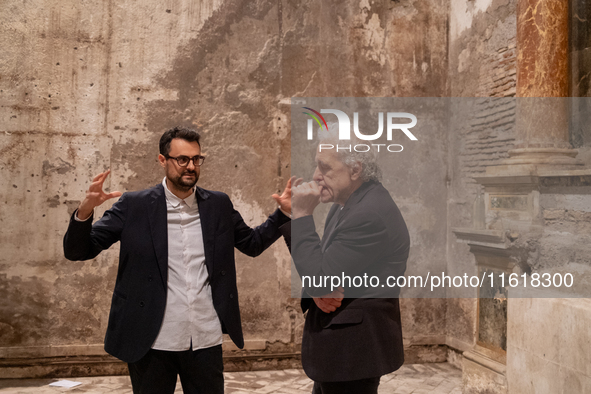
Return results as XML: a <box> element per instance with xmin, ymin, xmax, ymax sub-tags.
<box><xmin>446</xmin><ymin>0</ymin><xmax>518</xmax><ymax>363</ymax></box>
<box><xmin>0</xmin><ymin>0</ymin><xmax>298</xmax><ymax>377</ymax></box>
<box><xmin>448</xmin><ymin>2</ymin><xmax>591</xmax><ymax>394</ymax></box>
<box><xmin>507</xmin><ymin>297</ymin><xmax>591</xmax><ymax>393</ymax></box>
<box><xmin>4</xmin><ymin>0</ymin><xmax>586</xmax><ymax>383</ymax></box>
<box><xmin>0</xmin><ymin>0</ymin><xmax>451</xmax><ymax>377</ymax></box>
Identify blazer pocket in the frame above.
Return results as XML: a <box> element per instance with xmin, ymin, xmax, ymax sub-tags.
<box><xmin>322</xmin><ymin>309</ymin><xmax>364</xmax><ymax>328</ymax></box>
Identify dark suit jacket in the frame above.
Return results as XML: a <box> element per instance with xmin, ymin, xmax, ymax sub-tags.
<box><xmin>281</xmin><ymin>180</ymin><xmax>410</xmax><ymax>382</ymax></box>
<box><xmin>64</xmin><ymin>183</ymin><xmax>290</xmax><ymax>363</ymax></box>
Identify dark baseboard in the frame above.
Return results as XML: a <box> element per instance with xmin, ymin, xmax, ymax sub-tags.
<box><xmin>0</xmin><ymin>353</ymin><xmax>303</xmax><ymax>379</ymax></box>
<box><xmin>0</xmin><ymin>344</ymin><xmax>448</xmax><ymax>379</ymax></box>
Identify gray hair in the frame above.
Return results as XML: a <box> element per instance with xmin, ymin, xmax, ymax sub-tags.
<box><xmin>318</xmin><ymin>122</ymin><xmax>382</xmax><ymax>182</ymax></box>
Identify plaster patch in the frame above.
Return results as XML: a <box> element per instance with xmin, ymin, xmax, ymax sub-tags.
<box><xmin>458</xmin><ymin>47</ymin><xmax>471</xmax><ymax>73</ymax></box>
<box><xmin>270</xmin><ymin>109</ymin><xmax>289</xmax><ymax>140</ymax></box>
<box><xmin>229</xmin><ymin>189</ymin><xmax>266</xmax><ymax>226</ymax></box>
<box><xmin>359</xmin><ymin>0</ymin><xmax>371</xmax><ymax>11</ymax></box>
<box><xmin>257</xmin><ymin>36</ymin><xmax>278</xmax><ymax>63</ymax></box>
<box><xmin>0</xmin><ymin>263</ymin><xmax>59</xmax><ymax>283</ymax></box>
<box><xmin>238</xmin><ymin>90</ymin><xmax>263</xmax><ymax>106</ymax></box>
<box><xmin>42</xmin><ymin>159</ymin><xmax>75</xmax><ymax>176</ymax></box>
<box><xmin>361</xmin><ymin>13</ymin><xmax>386</xmax><ymax>66</ymax></box>
<box><xmin>451</xmin><ymin>0</ymin><xmax>494</xmax><ymax>40</ymax></box>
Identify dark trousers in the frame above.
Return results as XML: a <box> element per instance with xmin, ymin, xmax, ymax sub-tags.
<box><xmin>128</xmin><ymin>345</ymin><xmax>223</xmax><ymax>394</ymax></box>
<box><xmin>312</xmin><ymin>377</ymin><xmax>380</xmax><ymax>394</ymax></box>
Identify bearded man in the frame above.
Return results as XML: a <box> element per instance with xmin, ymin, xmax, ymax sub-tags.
<box><xmin>64</xmin><ymin>126</ymin><xmax>291</xmax><ymax>394</ymax></box>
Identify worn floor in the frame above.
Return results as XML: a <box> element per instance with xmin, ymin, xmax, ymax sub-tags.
<box><xmin>0</xmin><ymin>363</ymin><xmax>462</xmax><ymax>394</ymax></box>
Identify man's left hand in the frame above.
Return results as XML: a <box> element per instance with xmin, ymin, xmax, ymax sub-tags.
<box><xmin>272</xmin><ymin>176</ymin><xmax>295</xmax><ymax>216</ymax></box>
<box><xmin>313</xmin><ymin>286</ymin><xmax>344</xmax><ymax>313</ymax></box>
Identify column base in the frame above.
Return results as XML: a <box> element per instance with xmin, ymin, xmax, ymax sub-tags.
<box><xmin>486</xmin><ymin>148</ymin><xmax>585</xmax><ymax>176</ymax></box>
<box><xmin>463</xmin><ymin>350</ymin><xmax>508</xmax><ymax>394</ymax></box>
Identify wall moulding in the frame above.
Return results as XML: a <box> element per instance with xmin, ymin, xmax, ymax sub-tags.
<box><xmin>0</xmin><ymin>345</ymin><xmax>107</xmax><ymax>359</ymax></box>
<box><xmin>0</xmin><ymin>342</ymin><xmax>304</xmax><ymax>379</ymax></box>
<box><xmin>457</xmin><ymin>163</ymin><xmax>591</xmax><ymax>393</ymax></box>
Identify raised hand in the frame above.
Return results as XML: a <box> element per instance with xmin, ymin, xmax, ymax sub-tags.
<box><xmin>313</xmin><ymin>286</ymin><xmax>345</xmax><ymax>313</ymax></box>
<box><xmin>272</xmin><ymin>176</ymin><xmax>295</xmax><ymax>215</ymax></box>
<box><xmin>291</xmin><ymin>178</ymin><xmax>321</xmax><ymax>219</ymax></box>
<box><xmin>77</xmin><ymin>170</ymin><xmax>122</xmax><ymax>220</ymax></box>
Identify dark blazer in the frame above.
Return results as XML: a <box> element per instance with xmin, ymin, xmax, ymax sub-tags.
<box><xmin>64</xmin><ymin>183</ymin><xmax>290</xmax><ymax>363</ymax></box>
<box><xmin>282</xmin><ymin>180</ymin><xmax>409</xmax><ymax>382</ymax></box>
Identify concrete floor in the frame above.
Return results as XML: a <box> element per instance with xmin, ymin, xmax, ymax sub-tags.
<box><xmin>0</xmin><ymin>363</ymin><xmax>462</xmax><ymax>394</ymax></box>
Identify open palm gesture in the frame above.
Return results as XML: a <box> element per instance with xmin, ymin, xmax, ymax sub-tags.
<box><xmin>77</xmin><ymin>170</ymin><xmax>122</xmax><ymax>220</ymax></box>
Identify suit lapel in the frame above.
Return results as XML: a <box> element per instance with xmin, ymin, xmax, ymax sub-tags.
<box><xmin>148</xmin><ymin>184</ymin><xmax>168</xmax><ymax>288</ymax></box>
<box><xmin>195</xmin><ymin>187</ymin><xmax>215</xmax><ymax>276</ymax></box>
<box><xmin>321</xmin><ymin>204</ymin><xmax>341</xmax><ymax>252</ymax></box>
<box><xmin>320</xmin><ymin>181</ymin><xmax>378</xmax><ymax>252</ymax></box>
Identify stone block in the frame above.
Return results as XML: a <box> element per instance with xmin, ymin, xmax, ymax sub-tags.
<box><xmin>462</xmin><ymin>353</ymin><xmax>507</xmax><ymax>394</ymax></box>
<box><xmin>542</xmin><ymin>208</ymin><xmax>564</xmax><ymax>220</ymax></box>
<box><xmin>507</xmin><ymin>298</ymin><xmax>591</xmax><ymax>393</ymax></box>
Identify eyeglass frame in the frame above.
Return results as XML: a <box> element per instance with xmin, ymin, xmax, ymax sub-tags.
<box><xmin>164</xmin><ymin>154</ymin><xmax>206</xmax><ymax>167</ymax></box>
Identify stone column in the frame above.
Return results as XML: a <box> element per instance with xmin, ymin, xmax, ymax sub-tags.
<box><xmin>569</xmin><ymin>0</ymin><xmax>591</xmax><ymax>97</ymax></box>
<box><xmin>517</xmin><ymin>0</ymin><xmax>569</xmax><ymax>97</ymax></box>
<box><xmin>496</xmin><ymin>0</ymin><xmax>582</xmax><ymax>170</ymax></box>
<box><xmin>569</xmin><ymin>0</ymin><xmax>591</xmax><ymax>150</ymax></box>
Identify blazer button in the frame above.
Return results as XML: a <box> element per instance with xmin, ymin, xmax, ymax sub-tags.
<box><xmin>221</xmin><ymin>270</ymin><xmax>226</xmax><ymax>276</ymax></box>
<box><xmin>148</xmin><ymin>276</ymin><xmax>153</xmax><ymax>282</ymax></box>
<box><xmin>229</xmin><ymin>293</ymin><xmax>234</xmax><ymax>299</ymax></box>
<box><xmin>139</xmin><ymin>301</ymin><xmax>145</xmax><ymax>307</ymax></box>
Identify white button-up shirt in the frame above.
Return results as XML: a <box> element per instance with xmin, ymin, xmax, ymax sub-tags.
<box><xmin>151</xmin><ymin>178</ymin><xmax>223</xmax><ymax>351</ymax></box>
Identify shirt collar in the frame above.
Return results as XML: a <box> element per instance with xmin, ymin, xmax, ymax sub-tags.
<box><xmin>162</xmin><ymin>177</ymin><xmax>197</xmax><ymax>208</ymax></box>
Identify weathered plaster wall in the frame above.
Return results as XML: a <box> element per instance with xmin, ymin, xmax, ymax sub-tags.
<box><xmin>447</xmin><ymin>0</ymin><xmax>591</xmax><ymax>355</ymax></box>
<box><xmin>449</xmin><ymin>0</ymin><xmax>516</xmax><ymax>97</ymax></box>
<box><xmin>1</xmin><ymin>0</ymin><xmax>451</xmax><ymax>376</ymax></box>
<box><xmin>448</xmin><ymin>2</ymin><xmax>591</xmax><ymax>392</ymax></box>
<box><xmin>0</xmin><ymin>0</ymin><xmax>294</xmax><ymax>376</ymax></box>
<box><xmin>281</xmin><ymin>0</ymin><xmax>448</xmax><ymax>98</ymax></box>
<box><xmin>446</xmin><ymin>0</ymin><xmax>518</xmax><ymax>359</ymax></box>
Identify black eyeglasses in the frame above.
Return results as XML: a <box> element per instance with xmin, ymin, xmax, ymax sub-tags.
<box><xmin>165</xmin><ymin>155</ymin><xmax>206</xmax><ymax>167</ymax></box>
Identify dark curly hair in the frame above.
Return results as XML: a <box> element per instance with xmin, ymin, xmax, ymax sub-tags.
<box><xmin>159</xmin><ymin>127</ymin><xmax>201</xmax><ymax>156</ymax></box>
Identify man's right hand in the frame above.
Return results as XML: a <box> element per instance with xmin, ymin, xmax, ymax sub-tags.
<box><xmin>313</xmin><ymin>286</ymin><xmax>345</xmax><ymax>313</ymax></box>
<box><xmin>77</xmin><ymin>170</ymin><xmax>122</xmax><ymax>220</ymax></box>
<box><xmin>292</xmin><ymin>178</ymin><xmax>321</xmax><ymax>219</ymax></box>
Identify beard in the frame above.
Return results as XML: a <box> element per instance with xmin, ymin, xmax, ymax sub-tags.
<box><xmin>168</xmin><ymin>170</ymin><xmax>199</xmax><ymax>192</ymax></box>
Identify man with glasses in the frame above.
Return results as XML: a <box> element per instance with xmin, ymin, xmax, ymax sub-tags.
<box><xmin>64</xmin><ymin>127</ymin><xmax>292</xmax><ymax>394</ymax></box>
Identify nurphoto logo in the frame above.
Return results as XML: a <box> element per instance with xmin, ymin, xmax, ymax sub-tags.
<box><xmin>302</xmin><ymin>107</ymin><xmax>418</xmax><ymax>152</ymax></box>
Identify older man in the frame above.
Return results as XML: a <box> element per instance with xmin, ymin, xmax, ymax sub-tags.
<box><xmin>283</xmin><ymin>124</ymin><xmax>410</xmax><ymax>394</ymax></box>
<box><xmin>64</xmin><ymin>127</ymin><xmax>291</xmax><ymax>394</ymax></box>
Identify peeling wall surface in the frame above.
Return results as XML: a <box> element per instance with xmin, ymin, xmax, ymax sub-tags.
<box><xmin>447</xmin><ymin>0</ymin><xmax>591</xmax><ymax>348</ymax></box>
<box><xmin>0</xmin><ymin>0</ymin><xmax>450</xmax><ymax>372</ymax></box>
<box><xmin>446</xmin><ymin>0</ymin><xmax>519</xmax><ymax>355</ymax></box>
<box><xmin>448</xmin><ymin>1</ymin><xmax>591</xmax><ymax>392</ymax></box>
<box><xmin>2</xmin><ymin>0</ymin><xmax>590</xmax><ymax>383</ymax></box>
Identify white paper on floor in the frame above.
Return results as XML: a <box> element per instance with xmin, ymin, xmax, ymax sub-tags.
<box><xmin>48</xmin><ymin>380</ymin><xmax>82</xmax><ymax>388</ymax></box>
